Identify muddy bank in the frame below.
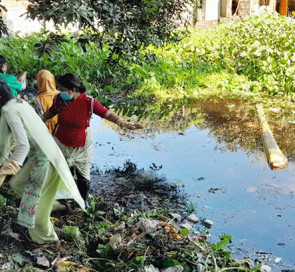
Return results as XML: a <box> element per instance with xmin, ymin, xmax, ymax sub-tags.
<box><xmin>0</xmin><ymin>163</ymin><xmax>265</xmax><ymax>272</ymax></box>
<box><xmin>90</xmin><ymin>161</ymin><xmax>186</xmax><ymax>212</ymax></box>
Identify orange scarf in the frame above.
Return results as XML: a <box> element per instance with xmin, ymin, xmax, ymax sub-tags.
<box><xmin>36</xmin><ymin>70</ymin><xmax>59</xmax><ymax>134</ymax></box>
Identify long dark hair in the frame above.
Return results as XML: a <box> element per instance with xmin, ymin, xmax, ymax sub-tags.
<box><xmin>57</xmin><ymin>73</ymin><xmax>86</xmax><ymax>93</ymax></box>
<box><xmin>0</xmin><ymin>55</ymin><xmax>6</xmax><ymax>67</ymax></box>
<box><xmin>0</xmin><ymin>55</ymin><xmax>6</xmax><ymax>74</ymax></box>
<box><xmin>0</xmin><ymin>79</ymin><xmax>13</xmax><ymax>108</ymax></box>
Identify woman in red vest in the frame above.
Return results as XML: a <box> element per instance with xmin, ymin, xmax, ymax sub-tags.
<box><xmin>42</xmin><ymin>74</ymin><xmax>142</xmax><ymax>206</ymax></box>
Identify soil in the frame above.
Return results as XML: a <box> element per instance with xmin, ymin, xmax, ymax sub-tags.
<box><xmin>0</xmin><ymin>162</ymin><xmax>261</xmax><ymax>272</ymax></box>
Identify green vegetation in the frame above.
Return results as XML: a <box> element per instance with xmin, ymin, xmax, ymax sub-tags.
<box><xmin>2</xmin><ymin>11</ymin><xmax>294</xmax><ymax>271</ymax></box>
<box><xmin>26</xmin><ymin>0</ymin><xmax>191</xmax><ymax>55</ymax></box>
<box><xmin>2</xmin><ymin>11</ymin><xmax>295</xmax><ymax>109</ymax></box>
<box><xmin>128</xmin><ymin>11</ymin><xmax>295</xmax><ymax>103</ymax></box>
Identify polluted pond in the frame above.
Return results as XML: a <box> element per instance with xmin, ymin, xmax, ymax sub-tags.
<box><xmin>91</xmin><ymin>98</ymin><xmax>295</xmax><ymax>271</ymax></box>
<box><xmin>1</xmin><ymin>161</ymin><xmax>266</xmax><ymax>272</ymax></box>
<box><xmin>1</xmin><ymin>97</ymin><xmax>295</xmax><ymax>271</ymax></box>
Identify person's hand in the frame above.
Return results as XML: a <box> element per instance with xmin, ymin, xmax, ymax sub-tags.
<box><xmin>19</xmin><ymin>71</ymin><xmax>27</xmax><ymax>81</ymax></box>
<box><xmin>23</xmin><ymin>94</ymin><xmax>28</xmax><ymax>102</ymax></box>
<box><xmin>16</xmin><ymin>94</ymin><xmax>23</xmax><ymax>103</ymax></box>
<box><xmin>41</xmin><ymin>115</ymin><xmax>47</xmax><ymax>122</ymax></box>
<box><xmin>0</xmin><ymin>160</ymin><xmax>21</xmax><ymax>188</ymax></box>
<box><xmin>116</xmin><ymin>118</ymin><xmax>144</xmax><ymax>130</ymax></box>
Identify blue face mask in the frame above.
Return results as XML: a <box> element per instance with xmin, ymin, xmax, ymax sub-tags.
<box><xmin>60</xmin><ymin>91</ymin><xmax>73</xmax><ymax>100</ymax></box>
<box><xmin>1</xmin><ymin>69</ymin><xmax>6</xmax><ymax>74</ymax></box>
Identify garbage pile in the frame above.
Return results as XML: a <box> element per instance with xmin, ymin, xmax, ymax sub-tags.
<box><xmin>0</xmin><ymin>162</ymin><xmax>269</xmax><ymax>271</ymax></box>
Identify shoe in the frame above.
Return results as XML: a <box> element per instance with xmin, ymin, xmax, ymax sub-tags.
<box><xmin>52</xmin><ymin>200</ymin><xmax>69</xmax><ymax>213</ymax></box>
<box><xmin>54</xmin><ymin>203</ymin><xmax>67</xmax><ymax>212</ymax></box>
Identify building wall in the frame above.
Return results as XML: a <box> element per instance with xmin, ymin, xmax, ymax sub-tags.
<box><xmin>238</xmin><ymin>0</ymin><xmax>253</xmax><ymax>16</ymax></box>
<box><xmin>221</xmin><ymin>0</ymin><xmax>232</xmax><ymax>17</ymax></box>
<box><xmin>204</xmin><ymin>0</ymin><xmax>220</xmax><ymax>20</ymax></box>
<box><xmin>0</xmin><ymin>0</ymin><xmax>48</xmax><ymax>35</ymax></box>
<box><xmin>2</xmin><ymin>0</ymin><xmax>29</xmax><ymax>8</ymax></box>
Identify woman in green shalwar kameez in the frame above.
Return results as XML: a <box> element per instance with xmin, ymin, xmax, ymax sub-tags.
<box><xmin>0</xmin><ymin>55</ymin><xmax>26</xmax><ymax>97</ymax></box>
<box><xmin>0</xmin><ymin>80</ymin><xmax>85</xmax><ymax>245</ymax></box>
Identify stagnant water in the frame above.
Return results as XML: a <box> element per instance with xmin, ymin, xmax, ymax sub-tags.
<box><xmin>91</xmin><ymin>99</ymin><xmax>295</xmax><ymax>271</ymax></box>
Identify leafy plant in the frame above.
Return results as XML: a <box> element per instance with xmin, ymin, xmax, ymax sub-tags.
<box><xmin>0</xmin><ymin>194</ymin><xmax>7</xmax><ymax>206</ymax></box>
<box><xmin>34</xmin><ymin>32</ymin><xmax>67</xmax><ymax>57</ymax></box>
<box><xmin>188</xmin><ymin>203</ymin><xmax>195</xmax><ymax>213</ymax></box>
<box><xmin>3</xmin><ymin>11</ymin><xmax>295</xmax><ymax>109</ymax></box>
<box><xmin>211</xmin><ymin>234</ymin><xmax>232</xmax><ymax>259</ymax></box>
<box><xmin>26</xmin><ymin>0</ymin><xmax>192</xmax><ymax>54</ymax></box>
<box><xmin>96</xmin><ymin>244</ymin><xmax>113</xmax><ymax>257</ymax></box>
<box><xmin>63</xmin><ymin>225</ymin><xmax>85</xmax><ymax>245</ymax></box>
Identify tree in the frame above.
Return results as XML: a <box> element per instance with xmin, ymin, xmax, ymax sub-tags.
<box><xmin>27</xmin><ymin>0</ymin><xmax>192</xmax><ymax>51</ymax></box>
<box><xmin>0</xmin><ymin>4</ymin><xmax>9</xmax><ymax>37</ymax></box>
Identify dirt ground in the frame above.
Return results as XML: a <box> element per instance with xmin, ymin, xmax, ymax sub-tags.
<box><xmin>0</xmin><ymin>162</ymin><xmax>262</xmax><ymax>272</ymax></box>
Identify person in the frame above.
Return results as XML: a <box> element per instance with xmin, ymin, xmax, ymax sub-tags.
<box><xmin>0</xmin><ymin>55</ymin><xmax>26</xmax><ymax>97</ymax></box>
<box><xmin>42</xmin><ymin>73</ymin><xmax>143</xmax><ymax>206</ymax></box>
<box><xmin>0</xmin><ymin>79</ymin><xmax>85</xmax><ymax>245</ymax></box>
<box><xmin>34</xmin><ymin>70</ymin><xmax>59</xmax><ymax>134</ymax></box>
<box><xmin>232</xmin><ymin>0</ymin><xmax>238</xmax><ymax>15</ymax></box>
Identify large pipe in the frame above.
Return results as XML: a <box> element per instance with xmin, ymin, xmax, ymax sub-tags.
<box><xmin>256</xmin><ymin>104</ymin><xmax>288</xmax><ymax>170</ymax></box>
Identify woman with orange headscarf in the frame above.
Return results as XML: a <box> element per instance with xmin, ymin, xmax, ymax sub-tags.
<box><xmin>34</xmin><ymin>70</ymin><xmax>59</xmax><ymax>134</ymax></box>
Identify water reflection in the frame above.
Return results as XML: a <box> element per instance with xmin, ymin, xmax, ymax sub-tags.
<box><xmin>91</xmin><ymin>98</ymin><xmax>295</xmax><ymax>271</ymax></box>
<box><xmin>112</xmin><ymin>98</ymin><xmax>295</xmax><ymax>158</ymax></box>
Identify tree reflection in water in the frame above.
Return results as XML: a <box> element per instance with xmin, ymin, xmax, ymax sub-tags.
<box><xmin>112</xmin><ymin>97</ymin><xmax>295</xmax><ymax>159</ymax></box>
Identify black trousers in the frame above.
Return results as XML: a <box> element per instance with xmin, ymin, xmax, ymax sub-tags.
<box><xmin>70</xmin><ymin>166</ymin><xmax>89</xmax><ymax>202</ymax></box>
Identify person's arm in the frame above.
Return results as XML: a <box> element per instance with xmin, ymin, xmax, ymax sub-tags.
<box><xmin>93</xmin><ymin>98</ymin><xmax>144</xmax><ymax>129</ymax></box>
<box><xmin>19</xmin><ymin>72</ymin><xmax>27</xmax><ymax>91</ymax></box>
<box><xmin>0</xmin><ymin>120</ymin><xmax>29</xmax><ymax>187</ymax></box>
<box><xmin>33</xmin><ymin>98</ymin><xmax>44</xmax><ymax>116</ymax></box>
<box><xmin>42</xmin><ymin>109</ymin><xmax>57</xmax><ymax>121</ymax></box>
<box><xmin>104</xmin><ymin>110</ymin><xmax>144</xmax><ymax>130</ymax></box>
<box><xmin>9</xmin><ymin>121</ymin><xmax>30</xmax><ymax>166</ymax></box>
<box><xmin>8</xmin><ymin>75</ymin><xmax>22</xmax><ymax>92</ymax></box>
<box><xmin>92</xmin><ymin>100</ymin><xmax>121</xmax><ymax>126</ymax></box>
<box><xmin>42</xmin><ymin>95</ymin><xmax>59</xmax><ymax>121</ymax></box>
<box><xmin>104</xmin><ymin>111</ymin><xmax>121</xmax><ymax>124</ymax></box>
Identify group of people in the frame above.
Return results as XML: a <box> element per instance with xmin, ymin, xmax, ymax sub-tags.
<box><xmin>0</xmin><ymin>55</ymin><xmax>143</xmax><ymax>246</ymax></box>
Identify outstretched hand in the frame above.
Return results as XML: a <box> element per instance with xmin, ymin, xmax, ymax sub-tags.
<box><xmin>19</xmin><ymin>71</ymin><xmax>27</xmax><ymax>81</ymax></box>
<box><xmin>117</xmin><ymin>119</ymin><xmax>144</xmax><ymax>130</ymax></box>
<box><xmin>121</xmin><ymin>122</ymin><xmax>144</xmax><ymax>130</ymax></box>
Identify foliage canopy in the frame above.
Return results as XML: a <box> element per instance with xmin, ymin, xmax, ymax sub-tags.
<box><xmin>27</xmin><ymin>0</ymin><xmax>192</xmax><ymax>51</ymax></box>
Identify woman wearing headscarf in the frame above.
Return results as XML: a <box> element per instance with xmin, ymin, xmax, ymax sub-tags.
<box><xmin>0</xmin><ymin>79</ymin><xmax>85</xmax><ymax>245</ymax></box>
<box><xmin>34</xmin><ymin>70</ymin><xmax>59</xmax><ymax>134</ymax></box>
<box><xmin>42</xmin><ymin>73</ymin><xmax>143</xmax><ymax>206</ymax></box>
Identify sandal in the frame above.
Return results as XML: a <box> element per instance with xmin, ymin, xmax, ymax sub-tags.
<box><xmin>52</xmin><ymin>200</ymin><xmax>70</xmax><ymax>213</ymax></box>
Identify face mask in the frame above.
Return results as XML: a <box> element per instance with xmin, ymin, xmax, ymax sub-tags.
<box><xmin>60</xmin><ymin>91</ymin><xmax>73</xmax><ymax>100</ymax></box>
<box><xmin>1</xmin><ymin>69</ymin><xmax>6</xmax><ymax>74</ymax></box>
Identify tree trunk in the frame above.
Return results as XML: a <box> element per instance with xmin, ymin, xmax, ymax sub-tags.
<box><xmin>193</xmin><ymin>0</ymin><xmax>203</xmax><ymax>24</ymax></box>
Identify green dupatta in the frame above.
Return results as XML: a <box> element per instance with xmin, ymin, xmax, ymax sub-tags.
<box><xmin>0</xmin><ymin>99</ymin><xmax>85</xmax><ymax>210</ymax></box>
